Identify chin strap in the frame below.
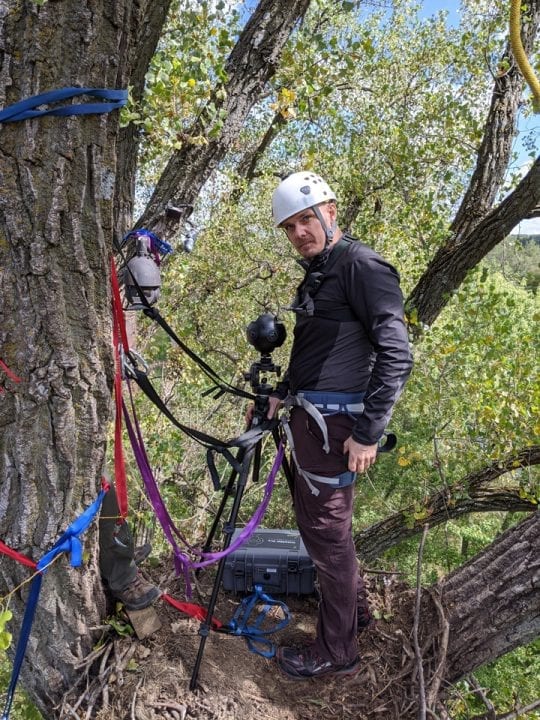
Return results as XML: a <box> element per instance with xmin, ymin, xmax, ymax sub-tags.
<box><xmin>312</xmin><ymin>205</ymin><xmax>337</xmax><ymax>247</ymax></box>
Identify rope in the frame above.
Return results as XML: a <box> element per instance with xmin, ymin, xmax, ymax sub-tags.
<box><xmin>0</xmin><ymin>486</ymin><xmax>109</xmax><ymax>720</ymax></box>
<box><xmin>509</xmin><ymin>0</ymin><xmax>540</xmax><ymax>111</ymax></box>
<box><xmin>225</xmin><ymin>584</ymin><xmax>291</xmax><ymax>658</ymax></box>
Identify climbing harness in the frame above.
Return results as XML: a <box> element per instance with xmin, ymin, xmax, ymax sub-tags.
<box><xmin>281</xmin><ymin>391</ymin><xmax>396</xmax><ymax>496</ymax></box>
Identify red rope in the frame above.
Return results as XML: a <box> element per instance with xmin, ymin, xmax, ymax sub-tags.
<box><xmin>0</xmin><ymin>541</ymin><xmax>37</xmax><ymax>569</ymax></box>
<box><xmin>0</xmin><ymin>359</ymin><xmax>22</xmax><ymax>393</ymax></box>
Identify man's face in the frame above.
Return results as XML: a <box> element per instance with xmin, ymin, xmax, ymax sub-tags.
<box><xmin>280</xmin><ymin>202</ymin><xmax>336</xmax><ymax>259</ymax></box>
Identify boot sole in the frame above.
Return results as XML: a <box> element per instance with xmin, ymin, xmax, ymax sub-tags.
<box><xmin>276</xmin><ymin>651</ymin><xmax>361</xmax><ymax>681</ymax></box>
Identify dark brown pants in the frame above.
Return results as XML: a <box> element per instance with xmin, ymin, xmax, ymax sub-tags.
<box><xmin>290</xmin><ymin>408</ymin><xmax>364</xmax><ymax>665</ymax></box>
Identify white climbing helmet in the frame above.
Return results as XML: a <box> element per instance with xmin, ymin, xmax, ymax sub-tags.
<box><xmin>271</xmin><ymin>171</ymin><xmax>336</xmax><ymax>227</ymax></box>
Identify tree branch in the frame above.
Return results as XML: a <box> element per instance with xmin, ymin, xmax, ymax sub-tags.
<box><xmin>406</xmin><ymin>156</ymin><xmax>540</xmax><ymax>326</ymax></box>
<box><xmin>355</xmin><ymin>445</ymin><xmax>540</xmax><ymax>562</ymax></box>
<box><xmin>135</xmin><ymin>0</ymin><xmax>311</xmax><ymax>240</ymax></box>
<box><xmin>414</xmin><ymin>524</ymin><xmax>430</xmax><ymax>720</ymax></box>
<box><xmin>407</xmin><ymin>3</ymin><xmax>540</xmax><ymax>327</ymax></box>
<box><xmin>469</xmin><ymin>697</ymin><xmax>540</xmax><ymax>720</ymax></box>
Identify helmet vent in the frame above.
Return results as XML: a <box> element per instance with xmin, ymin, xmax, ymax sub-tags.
<box><xmin>300</xmin><ymin>185</ymin><xmax>311</xmax><ymax>195</ymax></box>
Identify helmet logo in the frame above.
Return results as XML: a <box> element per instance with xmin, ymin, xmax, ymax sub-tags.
<box><xmin>300</xmin><ymin>185</ymin><xmax>311</xmax><ymax>195</ymax></box>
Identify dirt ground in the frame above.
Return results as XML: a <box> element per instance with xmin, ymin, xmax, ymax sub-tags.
<box><xmin>65</xmin><ymin>559</ymin><xmax>422</xmax><ymax>720</ymax></box>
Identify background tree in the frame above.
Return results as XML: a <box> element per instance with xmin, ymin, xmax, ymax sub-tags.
<box><xmin>0</xmin><ymin>0</ymin><xmax>538</xmax><ymax>717</ymax></box>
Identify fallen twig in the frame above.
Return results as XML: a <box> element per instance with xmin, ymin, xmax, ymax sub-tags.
<box><xmin>413</xmin><ymin>523</ymin><xmax>430</xmax><ymax>720</ymax></box>
<box><xmin>426</xmin><ymin>588</ymin><xmax>449</xmax><ymax>709</ymax></box>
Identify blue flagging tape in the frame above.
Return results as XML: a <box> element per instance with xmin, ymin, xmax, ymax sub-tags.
<box><xmin>1</xmin><ymin>487</ymin><xmax>108</xmax><ymax>720</ymax></box>
<box><xmin>0</xmin><ymin>87</ymin><xmax>128</xmax><ymax>124</ymax></box>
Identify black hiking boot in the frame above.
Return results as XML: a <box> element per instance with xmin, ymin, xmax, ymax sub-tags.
<box><xmin>114</xmin><ymin>572</ymin><xmax>161</xmax><ymax>611</ymax></box>
<box><xmin>133</xmin><ymin>542</ymin><xmax>152</xmax><ymax>565</ymax></box>
<box><xmin>357</xmin><ymin>603</ymin><xmax>375</xmax><ymax>632</ymax></box>
<box><xmin>276</xmin><ymin>645</ymin><xmax>361</xmax><ymax>680</ymax></box>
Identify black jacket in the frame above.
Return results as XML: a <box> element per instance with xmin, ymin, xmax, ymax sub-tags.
<box><xmin>276</xmin><ymin>234</ymin><xmax>413</xmax><ymax>445</ymax></box>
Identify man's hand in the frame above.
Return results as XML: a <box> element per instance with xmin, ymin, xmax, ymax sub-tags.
<box><xmin>244</xmin><ymin>395</ymin><xmax>282</xmax><ymax>427</ymax></box>
<box><xmin>343</xmin><ymin>436</ymin><xmax>378</xmax><ymax>473</ymax></box>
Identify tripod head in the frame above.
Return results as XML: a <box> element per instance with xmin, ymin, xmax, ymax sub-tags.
<box><xmin>244</xmin><ymin>313</ymin><xmax>286</xmax><ymax>422</ymax></box>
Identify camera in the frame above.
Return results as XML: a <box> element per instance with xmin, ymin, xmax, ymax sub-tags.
<box><xmin>246</xmin><ymin>313</ymin><xmax>286</xmax><ymax>355</ymax></box>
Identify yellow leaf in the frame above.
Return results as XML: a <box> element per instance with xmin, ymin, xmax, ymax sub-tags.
<box><xmin>397</xmin><ymin>457</ymin><xmax>411</xmax><ymax>467</ymax></box>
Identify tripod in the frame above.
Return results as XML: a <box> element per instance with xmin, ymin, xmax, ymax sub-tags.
<box><xmin>189</xmin><ymin>351</ymin><xmax>294</xmax><ymax>690</ymax></box>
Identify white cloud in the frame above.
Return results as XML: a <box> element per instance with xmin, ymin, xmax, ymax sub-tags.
<box><xmin>512</xmin><ymin>217</ymin><xmax>540</xmax><ymax>235</ymax></box>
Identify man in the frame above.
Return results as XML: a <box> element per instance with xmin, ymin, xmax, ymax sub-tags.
<box><xmin>267</xmin><ymin>171</ymin><xmax>413</xmax><ymax>680</ymax></box>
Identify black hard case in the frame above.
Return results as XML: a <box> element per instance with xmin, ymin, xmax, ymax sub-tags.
<box><xmin>222</xmin><ymin>528</ymin><xmax>316</xmax><ymax>596</ymax></box>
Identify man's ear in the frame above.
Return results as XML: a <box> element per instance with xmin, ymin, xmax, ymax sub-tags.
<box><xmin>327</xmin><ymin>200</ymin><xmax>338</xmax><ymax>222</ymax></box>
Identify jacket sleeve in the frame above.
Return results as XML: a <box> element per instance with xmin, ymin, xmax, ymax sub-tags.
<box><xmin>345</xmin><ymin>252</ymin><xmax>413</xmax><ymax>445</ymax></box>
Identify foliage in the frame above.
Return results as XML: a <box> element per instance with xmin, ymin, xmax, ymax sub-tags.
<box><xmin>123</xmin><ymin>0</ymin><xmax>241</xmax><ymax>189</ymax></box>
<box><xmin>485</xmin><ymin>234</ymin><xmax>540</xmax><ymax>292</ymax></box>
<box><xmin>116</xmin><ymin>0</ymin><xmax>540</xmax><ymax>708</ymax></box>
<box><xmin>449</xmin><ymin>639</ymin><xmax>540</xmax><ymax>719</ymax></box>
<box><xmin>0</xmin><ymin>656</ymin><xmax>42</xmax><ymax>720</ymax></box>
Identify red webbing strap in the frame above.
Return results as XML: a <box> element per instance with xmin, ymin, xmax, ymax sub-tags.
<box><xmin>110</xmin><ymin>256</ymin><xmax>130</xmax><ymax>354</ymax></box>
<box><xmin>0</xmin><ymin>359</ymin><xmax>22</xmax><ymax>383</ymax></box>
<box><xmin>162</xmin><ymin>593</ymin><xmax>223</xmax><ymax>629</ymax></box>
<box><xmin>110</xmin><ymin>256</ymin><xmax>129</xmax><ymax>519</ymax></box>
<box><xmin>0</xmin><ymin>359</ymin><xmax>22</xmax><ymax>393</ymax></box>
<box><xmin>0</xmin><ymin>541</ymin><xmax>37</xmax><ymax>569</ymax></box>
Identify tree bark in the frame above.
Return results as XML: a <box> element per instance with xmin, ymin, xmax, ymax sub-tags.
<box><xmin>407</xmin><ymin>155</ymin><xmax>540</xmax><ymax>327</ymax></box>
<box><xmin>135</xmin><ymin>0</ymin><xmax>312</xmax><ymax>240</ymax></box>
<box><xmin>441</xmin><ymin>511</ymin><xmax>540</xmax><ymax>683</ymax></box>
<box><xmin>113</xmin><ymin>0</ymin><xmax>174</xmax><ymax>242</ymax></box>
<box><xmin>378</xmin><ymin>513</ymin><xmax>540</xmax><ymax>718</ymax></box>
<box><xmin>407</xmin><ymin>1</ymin><xmax>540</xmax><ymax>327</ymax></box>
<box><xmin>0</xmin><ymin>1</ymin><xmax>150</xmax><ymax>713</ymax></box>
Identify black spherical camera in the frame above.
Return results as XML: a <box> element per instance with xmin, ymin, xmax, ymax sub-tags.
<box><xmin>246</xmin><ymin>313</ymin><xmax>286</xmax><ymax>355</ymax></box>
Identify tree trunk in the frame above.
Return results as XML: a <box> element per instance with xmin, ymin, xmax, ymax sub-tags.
<box><xmin>367</xmin><ymin>513</ymin><xmax>540</xmax><ymax>719</ymax></box>
<box><xmin>0</xmin><ymin>1</ymin><xmax>142</xmax><ymax>713</ymax></box>
<box><xmin>407</xmin><ymin>1</ymin><xmax>540</xmax><ymax>327</ymax></box>
<box><xmin>440</xmin><ymin>511</ymin><xmax>540</xmax><ymax>684</ymax></box>
<box><xmin>136</xmin><ymin>0</ymin><xmax>312</xmax><ymax>240</ymax></box>
<box><xmin>0</xmin><ymin>0</ymin><xmax>314</xmax><ymax>713</ymax></box>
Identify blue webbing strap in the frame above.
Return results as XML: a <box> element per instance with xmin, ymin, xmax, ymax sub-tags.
<box><xmin>0</xmin><ymin>88</ymin><xmax>127</xmax><ymax>124</ymax></box>
<box><xmin>1</xmin><ymin>488</ymin><xmax>108</xmax><ymax>720</ymax></box>
<box><xmin>226</xmin><ymin>585</ymin><xmax>291</xmax><ymax>659</ymax></box>
<box><xmin>1</xmin><ymin>574</ymin><xmax>43</xmax><ymax>720</ymax></box>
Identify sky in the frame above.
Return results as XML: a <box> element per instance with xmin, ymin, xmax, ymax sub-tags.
<box><xmin>420</xmin><ymin>1</ymin><xmax>540</xmax><ymax>235</ymax></box>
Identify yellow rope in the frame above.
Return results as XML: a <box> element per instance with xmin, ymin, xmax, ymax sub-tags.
<box><xmin>0</xmin><ymin>555</ymin><xmax>62</xmax><ymax>606</ymax></box>
<box><xmin>509</xmin><ymin>0</ymin><xmax>540</xmax><ymax>112</ymax></box>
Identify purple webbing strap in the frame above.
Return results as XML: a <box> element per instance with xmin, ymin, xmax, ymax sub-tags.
<box><xmin>123</xmin><ymin>387</ymin><xmax>194</xmax><ymax>590</ymax></box>
<box><xmin>191</xmin><ymin>440</ymin><xmax>284</xmax><ymax>568</ymax></box>
<box><xmin>123</xmin><ymin>380</ymin><xmax>284</xmax><ymax>590</ymax></box>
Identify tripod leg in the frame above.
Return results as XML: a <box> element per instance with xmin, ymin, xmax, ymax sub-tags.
<box><xmin>198</xmin><ymin>446</ymin><xmax>246</xmax><ymax>561</ymax></box>
<box><xmin>189</xmin><ymin>441</ymin><xmax>257</xmax><ymax>690</ymax></box>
